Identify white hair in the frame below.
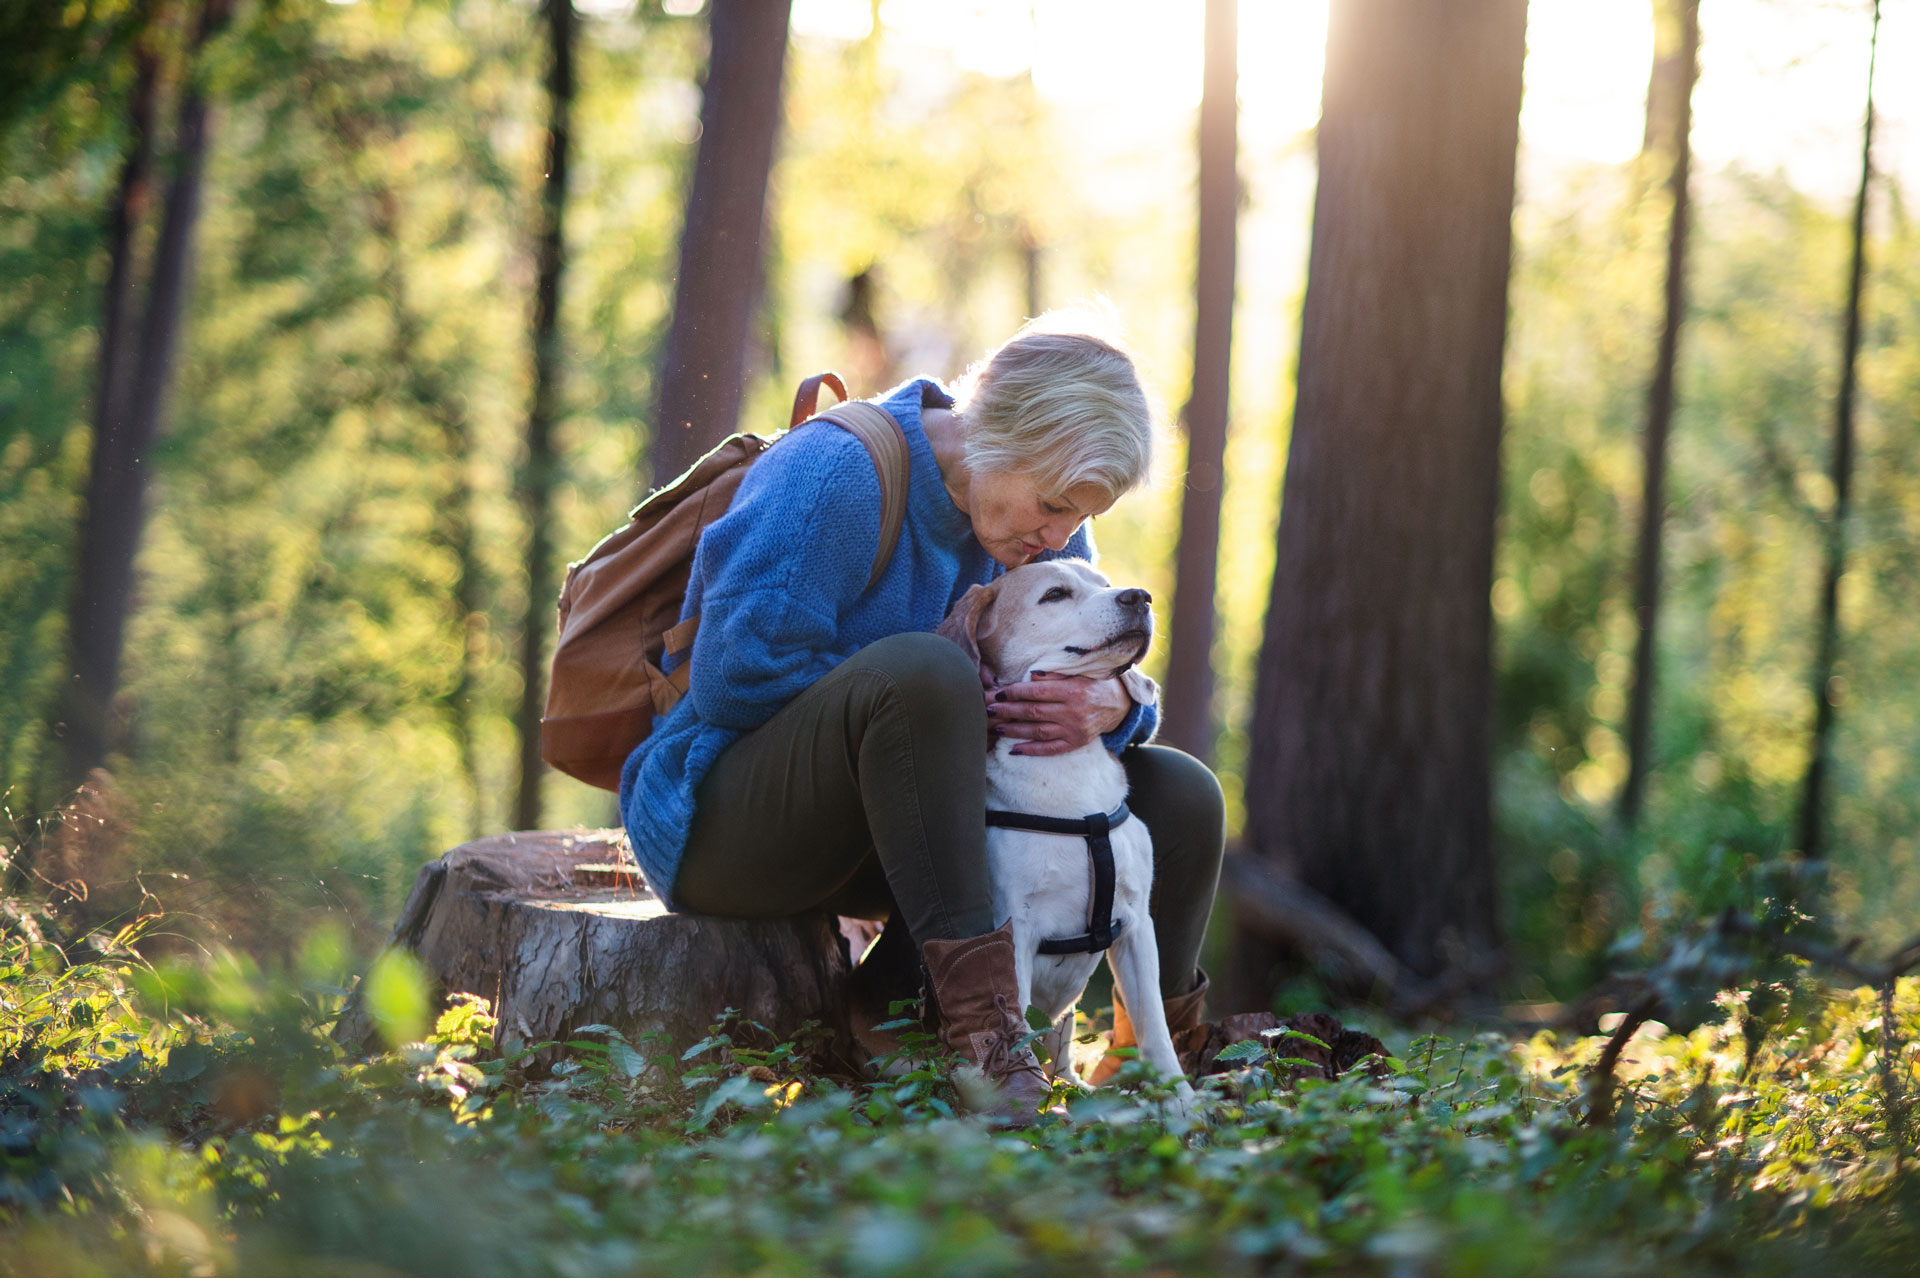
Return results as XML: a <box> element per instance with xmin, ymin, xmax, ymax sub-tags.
<box><xmin>951</xmin><ymin>305</ymin><xmax>1155</xmax><ymax>503</ymax></box>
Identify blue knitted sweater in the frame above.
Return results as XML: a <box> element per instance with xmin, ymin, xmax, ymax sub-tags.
<box><xmin>619</xmin><ymin>377</ymin><xmax>1159</xmax><ymax>908</ymax></box>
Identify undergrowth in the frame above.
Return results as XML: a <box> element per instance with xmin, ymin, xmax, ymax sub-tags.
<box><xmin>4</xmin><ymin>901</ymin><xmax>1920</xmax><ymax>1276</ymax></box>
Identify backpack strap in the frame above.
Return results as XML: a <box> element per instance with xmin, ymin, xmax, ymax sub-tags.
<box><xmin>813</xmin><ymin>400</ymin><xmax>912</xmax><ymax>592</ymax></box>
<box><xmin>790</xmin><ymin>371</ymin><xmax>849</xmax><ymax>426</ymax></box>
<box><xmin>660</xmin><ymin>391</ymin><xmax>913</xmax><ymax>683</ymax></box>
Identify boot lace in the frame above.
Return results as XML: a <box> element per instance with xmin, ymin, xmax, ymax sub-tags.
<box><xmin>975</xmin><ymin>994</ymin><xmax>1046</xmax><ymax>1081</ymax></box>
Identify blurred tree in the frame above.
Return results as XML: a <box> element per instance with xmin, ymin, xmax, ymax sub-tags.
<box><xmin>1017</xmin><ymin>219</ymin><xmax>1042</xmax><ymax>320</ymax></box>
<box><xmin>1239</xmin><ymin>0</ymin><xmax>1526</xmax><ymax>981</ymax></box>
<box><xmin>650</xmin><ymin>0</ymin><xmax>793</xmax><ymax>487</ymax></box>
<box><xmin>838</xmin><ymin>267</ymin><xmax>891</xmax><ymax>393</ymax></box>
<box><xmin>59</xmin><ymin>0</ymin><xmax>233</xmax><ymax>790</ymax></box>
<box><xmin>515</xmin><ymin>0</ymin><xmax>576</xmax><ymax>833</ymax></box>
<box><xmin>1621</xmin><ymin>0</ymin><xmax>1700</xmax><ymax>829</ymax></box>
<box><xmin>1161</xmin><ymin>0</ymin><xmax>1238</xmax><ymax>763</ymax></box>
<box><xmin>1640</xmin><ymin>0</ymin><xmax>1690</xmax><ymax>161</ymax></box>
<box><xmin>1799</xmin><ymin>0</ymin><xmax>1881</xmax><ymax>861</ymax></box>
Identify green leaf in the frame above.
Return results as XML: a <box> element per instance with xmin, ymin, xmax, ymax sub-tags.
<box><xmin>363</xmin><ymin>949</ymin><xmax>431</xmax><ymax>1049</ymax></box>
<box><xmin>609</xmin><ymin>1040</ymin><xmax>648</xmax><ymax>1079</ymax></box>
<box><xmin>681</xmin><ymin>1035</ymin><xmax>728</xmax><ymax>1061</ymax></box>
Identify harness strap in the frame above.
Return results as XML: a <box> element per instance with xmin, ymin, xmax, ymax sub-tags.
<box><xmin>984</xmin><ymin>801</ymin><xmax>1130</xmax><ymax>955</ymax></box>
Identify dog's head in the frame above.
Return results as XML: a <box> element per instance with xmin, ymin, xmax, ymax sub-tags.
<box><xmin>936</xmin><ymin>560</ymin><xmax>1157</xmax><ymax>703</ymax></box>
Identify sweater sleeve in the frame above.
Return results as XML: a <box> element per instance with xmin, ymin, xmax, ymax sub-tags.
<box><xmin>683</xmin><ymin>427</ymin><xmax>885</xmax><ymax>734</ymax></box>
<box><xmin>1039</xmin><ymin>522</ymin><xmax>1159</xmax><ymax>751</ymax></box>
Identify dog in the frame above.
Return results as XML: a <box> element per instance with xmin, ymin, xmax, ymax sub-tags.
<box><xmin>938</xmin><ymin>560</ymin><xmax>1194</xmax><ymax>1105</ymax></box>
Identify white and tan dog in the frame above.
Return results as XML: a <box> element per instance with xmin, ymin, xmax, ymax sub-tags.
<box><xmin>938</xmin><ymin>560</ymin><xmax>1194</xmax><ymax>1103</ymax></box>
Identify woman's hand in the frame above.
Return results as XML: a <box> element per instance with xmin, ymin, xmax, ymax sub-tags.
<box><xmin>985</xmin><ymin>670</ymin><xmax>1131</xmax><ymax>757</ymax></box>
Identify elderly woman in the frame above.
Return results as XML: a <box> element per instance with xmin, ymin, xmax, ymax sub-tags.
<box><xmin>620</xmin><ymin>318</ymin><xmax>1224</xmax><ymax>1113</ymax></box>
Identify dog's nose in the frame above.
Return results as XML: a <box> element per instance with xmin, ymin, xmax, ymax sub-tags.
<box><xmin>1117</xmin><ymin>588</ymin><xmax>1151</xmax><ymax>609</ymax></box>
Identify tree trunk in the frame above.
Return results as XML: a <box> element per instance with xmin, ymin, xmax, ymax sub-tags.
<box><xmin>1018</xmin><ymin>219</ymin><xmax>1042</xmax><ymax>319</ymax></box>
<box><xmin>334</xmin><ymin>830</ymin><xmax>856</xmax><ymax>1067</ymax></box>
<box><xmin>1620</xmin><ymin>0</ymin><xmax>1700</xmax><ymax>829</ymax></box>
<box><xmin>1161</xmin><ymin>0</ymin><xmax>1238</xmax><ymax>762</ymax></box>
<box><xmin>1238</xmin><ymin>0</ymin><xmax>1525</xmax><ymax>984</ymax></box>
<box><xmin>838</xmin><ymin>267</ymin><xmax>890</xmax><ymax>393</ymax></box>
<box><xmin>60</xmin><ymin>0</ymin><xmax>231</xmax><ymax>789</ymax></box>
<box><xmin>1640</xmin><ymin>0</ymin><xmax>1692</xmax><ymax>161</ymax></box>
<box><xmin>515</xmin><ymin>0</ymin><xmax>576</xmax><ymax>833</ymax></box>
<box><xmin>1798</xmin><ymin>0</ymin><xmax>1881</xmax><ymax>861</ymax></box>
<box><xmin>649</xmin><ymin>0</ymin><xmax>794</xmax><ymax>488</ymax></box>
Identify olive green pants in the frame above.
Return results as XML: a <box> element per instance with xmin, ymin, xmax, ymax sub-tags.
<box><xmin>673</xmin><ymin>631</ymin><xmax>1224</xmax><ymax>999</ymax></box>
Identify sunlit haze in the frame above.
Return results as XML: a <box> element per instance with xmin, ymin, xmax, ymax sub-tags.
<box><xmin>793</xmin><ymin>0</ymin><xmax>1917</xmax><ymax>200</ymax></box>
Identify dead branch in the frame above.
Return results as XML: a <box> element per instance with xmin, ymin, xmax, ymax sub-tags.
<box><xmin>1585</xmin><ymin>998</ymin><xmax>1655</xmax><ymax>1127</ymax></box>
<box><xmin>1391</xmin><ymin>949</ymin><xmax>1509</xmax><ymax>1021</ymax></box>
<box><xmin>1223</xmin><ymin>853</ymin><xmax>1407</xmax><ymax>1001</ymax></box>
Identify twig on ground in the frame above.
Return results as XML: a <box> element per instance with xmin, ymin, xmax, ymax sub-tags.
<box><xmin>1585</xmin><ymin>999</ymin><xmax>1655</xmax><ymax>1127</ymax></box>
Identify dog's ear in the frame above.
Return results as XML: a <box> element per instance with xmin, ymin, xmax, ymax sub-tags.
<box><xmin>1120</xmin><ymin>667</ymin><xmax>1159</xmax><ymax>708</ymax></box>
<box><xmin>936</xmin><ymin>581</ymin><xmax>1002</xmax><ymax>674</ymax></box>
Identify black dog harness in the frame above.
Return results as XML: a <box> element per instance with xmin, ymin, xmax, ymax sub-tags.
<box><xmin>983</xmin><ymin>801</ymin><xmax>1132</xmax><ymax>954</ymax></box>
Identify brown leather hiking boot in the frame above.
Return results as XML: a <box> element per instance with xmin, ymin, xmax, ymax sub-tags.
<box><xmin>1089</xmin><ymin>968</ymin><xmax>1210</xmax><ymax>1086</ymax></box>
<box><xmin>921</xmin><ymin>922</ymin><xmax>1051</xmax><ymax>1123</ymax></box>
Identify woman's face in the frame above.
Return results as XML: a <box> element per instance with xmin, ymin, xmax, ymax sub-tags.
<box><xmin>967</xmin><ymin>471</ymin><xmax>1115</xmax><ymax>568</ymax></box>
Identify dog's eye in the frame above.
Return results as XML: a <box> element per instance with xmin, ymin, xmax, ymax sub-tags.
<box><xmin>1039</xmin><ymin>586</ymin><xmax>1073</xmax><ymax>604</ymax></box>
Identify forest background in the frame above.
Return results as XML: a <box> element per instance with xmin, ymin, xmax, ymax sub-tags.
<box><xmin>3</xmin><ymin>0</ymin><xmax>1918</xmax><ymax>1010</ymax></box>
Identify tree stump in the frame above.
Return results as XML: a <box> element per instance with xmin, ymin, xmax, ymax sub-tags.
<box><xmin>334</xmin><ymin>829</ymin><xmax>855</xmax><ymax>1068</ymax></box>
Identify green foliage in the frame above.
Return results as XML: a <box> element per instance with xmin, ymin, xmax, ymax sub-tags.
<box><xmin>1497</xmin><ymin>164</ymin><xmax>1920</xmax><ymax>994</ymax></box>
<box><xmin>6</xmin><ymin>904</ymin><xmax>1920</xmax><ymax>1274</ymax></box>
<box><xmin>1</xmin><ymin>0</ymin><xmax>1918</xmax><ymax>1140</ymax></box>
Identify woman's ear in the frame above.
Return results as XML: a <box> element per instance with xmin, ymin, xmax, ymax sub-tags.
<box><xmin>936</xmin><ymin>582</ymin><xmax>1002</xmax><ymax>676</ymax></box>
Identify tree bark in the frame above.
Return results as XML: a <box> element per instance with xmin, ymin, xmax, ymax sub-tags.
<box><xmin>1798</xmin><ymin>0</ymin><xmax>1881</xmax><ymax>861</ymax></box>
<box><xmin>838</xmin><ymin>266</ymin><xmax>890</xmax><ymax>393</ymax></box>
<box><xmin>334</xmin><ymin>830</ymin><xmax>855</xmax><ymax>1067</ymax></box>
<box><xmin>515</xmin><ymin>0</ymin><xmax>576</xmax><ymax>833</ymax></box>
<box><xmin>60</xmin><ymin>0</ymin><xmax>232</xmax><ymax>789</ymax></box>
<box><xmin>1161</xmin><ymin>0</ymin><xmax>1238</xmax><ymax>762</ymax></box>
<box><xmin>1620</xmin><ymin>0</ymin><xmax>1700</xmax><ymax>829</ymax></box>
<box><xmin>1018</xmin><ymin>220</ymin><xmax>1042</xmax><ymax>320</ymax></box>
<box><xmin>1640</xmin><ymin>0</ymin><xmax>1691</xmax><ymax>161</ymax></box>
<box><xmin>649</xmin><ymin>0</ymin><xmax>794</xmax><ymax>488</ymax></box>
<box><xmin>1238</xmin><ymin>0</ymin><xmax>1525</xmax><ymax>983</ymax></box>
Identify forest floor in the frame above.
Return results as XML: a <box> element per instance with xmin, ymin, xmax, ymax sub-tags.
<box><xmin>4</xmin><ymin>903</ymin><xmax>1920</xmax><ymax>1276</ymax></box>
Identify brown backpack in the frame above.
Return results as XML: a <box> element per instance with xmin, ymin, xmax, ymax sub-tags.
<box><xmin>540</xmin><ymin>372</ymin><xmax>911</xmax><ymax>791</ymax></box>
